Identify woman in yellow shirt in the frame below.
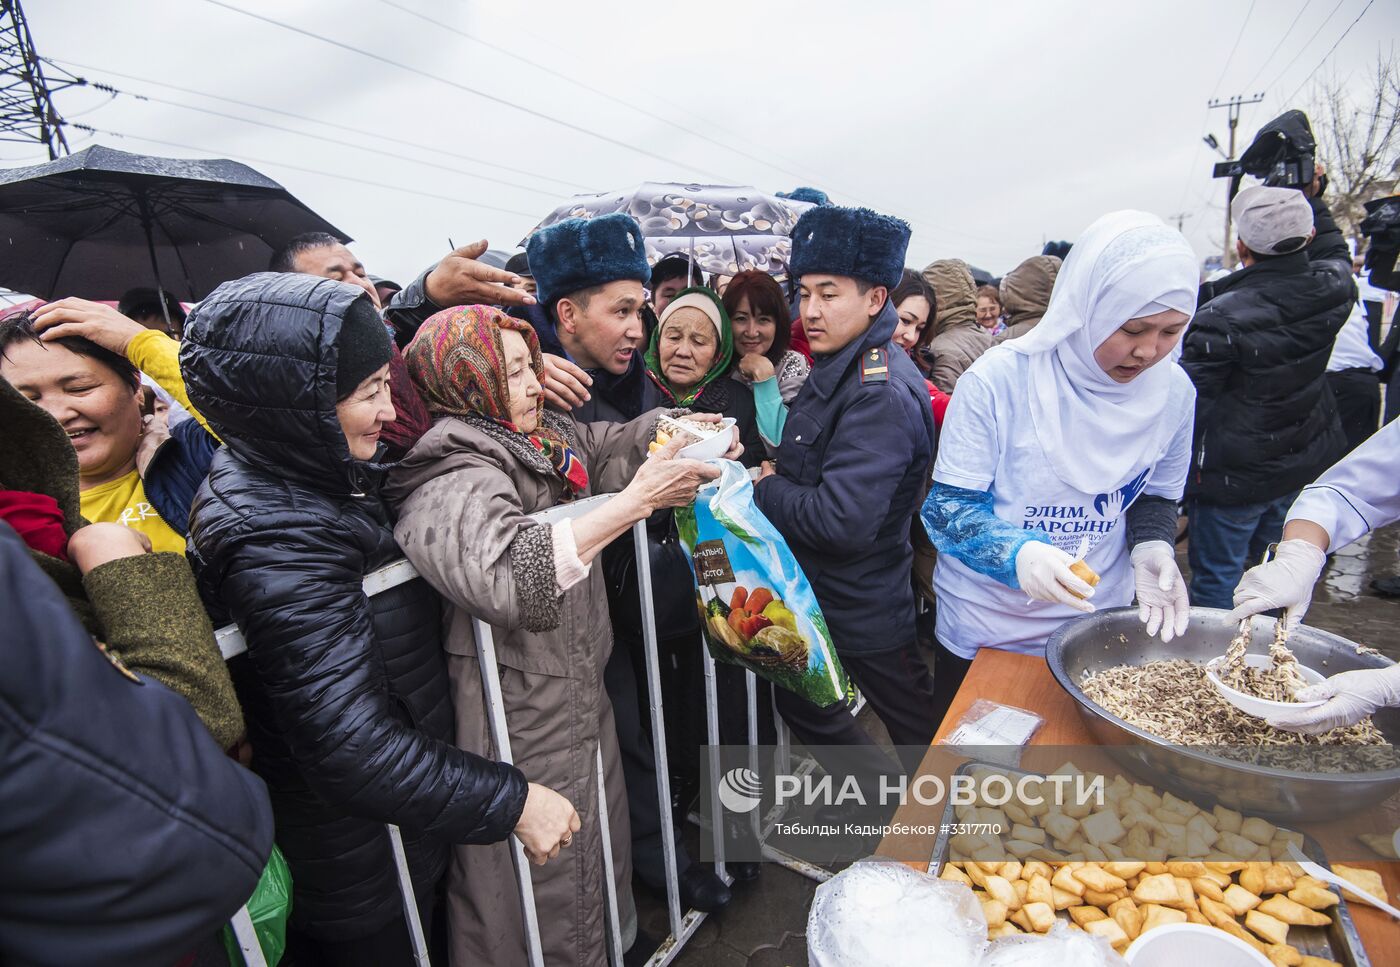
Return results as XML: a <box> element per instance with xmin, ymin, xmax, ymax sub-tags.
<box><xmin>0</xmin><ymin>300</ymin><xmax>219</xmax><ymax>554</ymax></box>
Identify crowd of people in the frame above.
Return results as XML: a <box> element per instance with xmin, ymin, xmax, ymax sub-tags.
<box><xmin>3</xmin><ymin>161</ymin><xmax>1399</xmax><ymax>967</ymax></box>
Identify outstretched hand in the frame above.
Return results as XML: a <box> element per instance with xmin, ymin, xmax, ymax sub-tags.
<box><xmin>424</xmin><ymin>240</ymin><xmax>536</xmax><ymax>309</ymax></box>
<box><xmin>625</xmin><ymin>436</ymin><xmax>719</xmax><ymax>512</ymax></box>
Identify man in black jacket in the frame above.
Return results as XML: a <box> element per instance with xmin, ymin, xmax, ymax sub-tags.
<box><xmin>0</xmin><ymin>521</ymin><xmax>273</xmax><ymax>967</ymax></box>
<box><xmin>1181</xmin><ymin>180</ymin><xmax>1356</xmax><ymax>609</ymax></box>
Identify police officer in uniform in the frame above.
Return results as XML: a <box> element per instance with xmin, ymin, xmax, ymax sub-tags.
<box><xmin>754</xmin><ymin>205</ymin><xmax>938</xmax><ymax>764</ymax></box>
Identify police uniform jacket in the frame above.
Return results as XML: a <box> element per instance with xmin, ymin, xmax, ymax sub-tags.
<box><xmin>755</xmin><ymin>299</ymin><xmax>934</xmax><ymax>655</ymax></box>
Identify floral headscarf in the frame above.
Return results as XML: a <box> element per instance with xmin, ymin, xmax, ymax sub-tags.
<box><xmin>644</xmin><ymin>286</ymin><xmax>734</xmax><ymax>407</ymax></box>
<box><xmin>404</xmin><ymin>305</ymin><xmax>588</xmax><ymax>494</ymax></box>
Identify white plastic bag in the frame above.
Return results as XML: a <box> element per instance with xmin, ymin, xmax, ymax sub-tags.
<box><xmin>807</xmin><ymin>859</ymin><xmax>987</xmax><ymax>967</ymax></box>
<box><xmin>980</xmin><ymin>920</ymin><xmax>1128</xmax><ymax>967</ymax></box>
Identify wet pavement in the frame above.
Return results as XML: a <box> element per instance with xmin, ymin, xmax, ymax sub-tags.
<box><xmin>1300</xmin><ymin>522</ymin><xmax>1400</xmax><ymax>661</ymax></box>
<box><xmin>638</xmin><ymin>522</ymin><xmax>1400</xmax><ymax>966</ymax></box>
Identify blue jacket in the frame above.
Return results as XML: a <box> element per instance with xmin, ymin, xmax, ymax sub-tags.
<box><xmin>754</xmin><ymin>300</ymin><xmax>934</xmax><ymax>655</ymax></box>
<box><xmin>0</xmin><ymin>522</ymin><xmax>273</xmax><ymax>967</ymax></box>
<box><xmin>145</xmin><ymin>416</ymin><xmax>220</xmax><ymax>537</ymax></box>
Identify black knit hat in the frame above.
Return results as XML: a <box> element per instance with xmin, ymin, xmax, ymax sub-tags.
<box><xmin>335</xmin><ymin>296</ymin><xmax>393</xmax><ymax>399</ymax></box>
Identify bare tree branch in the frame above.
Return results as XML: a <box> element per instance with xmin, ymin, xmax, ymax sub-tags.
<box><xmin>1303</xmin><ymin>50</ymin><xmax>1400</xmax><ymax>249</ymax></box>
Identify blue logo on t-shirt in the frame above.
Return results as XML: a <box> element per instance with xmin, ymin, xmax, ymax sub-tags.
<box><xmin>1093</xmin><ymin>468</ymin><xmax>1151</xmax><ymax>519</ymax></box>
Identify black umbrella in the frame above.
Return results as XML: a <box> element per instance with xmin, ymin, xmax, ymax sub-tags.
<box><xmin>0</xmin><ymin>145</ymin><xmax>349</xmax><ymax>311</ymax></box>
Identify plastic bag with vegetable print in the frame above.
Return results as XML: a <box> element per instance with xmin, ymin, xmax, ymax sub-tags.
<box><xmin>675</xmin><ymin>459</ymin><xmax>849</xmax><ymax>707</ymax></box>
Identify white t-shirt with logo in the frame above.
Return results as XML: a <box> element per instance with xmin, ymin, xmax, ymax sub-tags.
<box><xmin>932</xmin><ymin>350</ymin><xmax>1195</xmax><ymax>659</ymax></box>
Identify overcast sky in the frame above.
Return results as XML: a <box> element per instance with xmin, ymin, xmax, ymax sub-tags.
<box><xmin>13</xmin><ymin>0</ymin><xmax>1400</xmax><ymax>287</ymax></box>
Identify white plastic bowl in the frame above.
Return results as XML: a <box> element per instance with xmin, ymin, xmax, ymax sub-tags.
<box><xmin>1124</xmin><ymin>923</ymin><xmax>1272</xmax><ymax>966</ymax></box>
<box><xmin>1205</xmin><ymin>653</ymin><xmax>1326</xmax><ymax>720</ymax></box>
<box><xmin>664</xmin><ymin>416</ymin><xmax>736</xmax><ymax>461</ymax></box>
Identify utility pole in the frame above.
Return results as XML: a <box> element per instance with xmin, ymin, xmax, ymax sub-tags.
<box><xmin>0</xmin><ymin>0</ymin><xmax>78</xmax><ymax>159</ymax></box>
<box><xmin>1207</xmin><ymin>93</ymin><xmax>1265</xmax><ymax>268</ymax></box>
<box><xmin>1167</xmin><ymin>212</ymin><xmax>1189</xmax><ymax>233</ymax></box>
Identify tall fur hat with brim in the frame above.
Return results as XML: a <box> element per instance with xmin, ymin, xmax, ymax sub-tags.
<box><xmin>527</xmin><ymin>212</ymin><xmax>652</xmax><ymax>307</ymax></box>
<box><xmin>789</xmin><ymin>205</ymin><xmax>911</xmax><ymax>290</ymax></box>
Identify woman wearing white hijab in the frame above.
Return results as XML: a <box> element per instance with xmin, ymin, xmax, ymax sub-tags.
<box><xmin>920</xmin><ymin>211</ymin><xmax>1199</xmax><ymax>708</ymax></box>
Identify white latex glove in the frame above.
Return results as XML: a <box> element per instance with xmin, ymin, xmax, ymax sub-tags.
<box><xmin>1224</xmin><ymin>539</ymin><xmax>1327</xmax><ymax>629</ymax></box>
<box><xmin>1014</xmin><ymin>541</ymin><xmax>1095</xmax><ymax>613</ymax></box>
<box><xmin>1130</xmin><ymin>540</ymin><xmax>1189</xmax><ymax>643</ymax></box>
<box><xmin>1265</xmin><ymin>664</ymin><xmax>1400</xmax><ymax>735</ymax></box>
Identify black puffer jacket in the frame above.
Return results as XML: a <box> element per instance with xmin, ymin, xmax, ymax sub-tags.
<box><xmin>1181</xmin><ymin>196</ymin><xmax>1356</xmax><ymax>506</ymax></box>
<box><xmin>181</xmin><ymin>273</ymin><xmax>528</xmax><ymax>940</ymax></box>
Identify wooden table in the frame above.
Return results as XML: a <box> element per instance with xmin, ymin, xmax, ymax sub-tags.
<box><xmin>879</xmin><ymin>649</ymin><xmax>1400</xmax><ymax>963</ymax></box>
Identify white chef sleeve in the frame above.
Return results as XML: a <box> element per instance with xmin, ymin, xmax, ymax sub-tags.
<box><xmin>1286</xmin><ymin>419</ymin><xmax>1400</xmax><ymax>552</ymax></box>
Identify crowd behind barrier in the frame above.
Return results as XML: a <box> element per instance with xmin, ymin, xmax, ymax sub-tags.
<box><xmin>3</xmin><ymin>137</ymin><xmax>1400</xmax><ymax>967</ymax></box>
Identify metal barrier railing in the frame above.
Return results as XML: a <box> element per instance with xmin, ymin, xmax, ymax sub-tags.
<box><xmin>213</xmin><ymin>494</ymin><xmax>727</xmax><ymax>966</ymax></box>
<box><xmin>684</xmin><ymin>672</ymin><xmax>865</xmax><ymax>887</ymax></box>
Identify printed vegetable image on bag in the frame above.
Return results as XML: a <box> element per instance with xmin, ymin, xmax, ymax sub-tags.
<box><xmin>676</xmin><ymin>459</ymin><xmax>849</xmax><ymax>707</ymax></box>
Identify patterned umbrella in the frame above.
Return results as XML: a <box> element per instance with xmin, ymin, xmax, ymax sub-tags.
<box><xmin>523</xmin><ymin>182</ymin><xmax>815</xmax><ymax>277</ymax></box>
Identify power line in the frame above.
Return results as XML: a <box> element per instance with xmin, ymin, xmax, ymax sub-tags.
<box><xmin>373</xmin><ymin>0</ymin><xmax>955</xmax><ymax>231</ymax></box>
<box><xmin>483</xmin><ymin>13</ymin><xmax>1002</xmax><ymax>248</ymax></box>
<box><xmin>1240</xmin><ymin>0</ymin><xmax>1315</xmax><ymax>93</ymax></box>
<box><xmin>66</xmin><ymin>72</ymin><xmax>1001</xmax><ymax>260</ymax></box>
<box><xmin>65</xmin><ymin>76</ymin><xmax>574</xmax><ymax>201</ymax></box>
<box><xmin>1210</xmin><ymin>0</ymin><xmax>1259</xmax><ymax>96</ymax></box>
<box><xmin>0</xmin><ymin>0</ymin><xmax>79</xmax><ymax>157</ymax></box>
<box><xmin>199</xmin><ymin>0</ymin><xmax>740</xmax><ymax>184</ymax></box>
<box><xmin>1263</xmin><ymin>0</ymin><xmax>1347</xmax><ymax>97</ymax></box>
<box><xmin>201</xmin><ymin>0</ymin><xmax>995</xmax><ymax>251</ymax></box>
<box><xmin>57</xmin><ymin>89</ymin><xmax>116</xmax><ymax>120</ymax></box>
<box><xmin>69</xmin><ymin>123</ymin><xmax>543</xmax><ymax>220</ymax></box>
<box><xmin>45</xmin><ymin>56</ymin><xmax>590</xmax><ymax>192</ymax></box>
<box><xmin>1283</xmin><ymin>0</ymin><xmax>1377</xmax><ymax>103</ymax></box>
<box><xmin>373</xmin><ymin>0</ymin><xmax>832</xmax><ymax>191</ymax></box>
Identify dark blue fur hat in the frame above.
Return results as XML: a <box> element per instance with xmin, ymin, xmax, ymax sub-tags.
<box><xmin>777</xmin><ymin>186</ymin><xmax>831</xmax><ymax>206</ymax></box>
<box><xmin>790</xmin><ymin>206</ymin><xmax>911</xmax><ymax>290</ymax></box>
<box><xmin>527</xmin><ymin>213</ymin><xmax>651</xmax><ymax>306</ymax></box>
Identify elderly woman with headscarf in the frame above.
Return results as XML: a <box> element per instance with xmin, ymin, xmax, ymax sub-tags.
<box><xmin>920</xmin><ymin>258</ymin><xmax>995</xmax><ymax>393</ymax></box>
<box><xmin>644</xmin><ymin>286</ymin><xmax>765</xmax><ymax>455</ymax></box>
<box><xmin>919</xmin><ymin>212</ymin><xmax>1198</xmax><ymax>714</ymax></box>
<box><xmin>635</xmin><ymin>285</ymin><xmax>766</xmax><ymax>816</ymax></box>
<box><xmin>384</xmin><ymin>305</ymin><xmax>734</xmax><ymax>966</ymax></box>
<box><xmin>994</xmin><ymin>254</ymin><xmax>1062</xmax><ymax>344</ymax></box>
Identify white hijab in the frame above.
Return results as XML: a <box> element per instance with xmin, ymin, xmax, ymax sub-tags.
<box><xmin>1004</xmin><ymin>210</ymin><xmax>1198</xmax><ymax>494</ymax></box>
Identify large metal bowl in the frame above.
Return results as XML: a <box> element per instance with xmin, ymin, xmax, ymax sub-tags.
<box><xmin>1046</xmin><ymin>607</ymin><xmax>1400</xmax><ymax>822</ymax></box>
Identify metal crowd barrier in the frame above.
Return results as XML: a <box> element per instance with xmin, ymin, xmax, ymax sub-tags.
<box><xmin>684</xmin><ymin>673</ymin><xmax>866</xmax><ymax>887</ymax></box>
<box><xmin>213</xmin><ymin>494</ymin><xmax>728</xmax><ymax>966</ymax></box>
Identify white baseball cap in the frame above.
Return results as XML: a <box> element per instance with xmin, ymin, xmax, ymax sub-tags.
<box><xmin>1232</xmin><ymin>185</ymin><xmax>1315</xmax><ymax>256</ymax></box>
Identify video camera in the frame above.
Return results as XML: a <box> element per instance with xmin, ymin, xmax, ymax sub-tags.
<box><xmin>1360</xmin><ymin>194</ymin><xmax>1400</xmax><ymax>291</ymax></box>
<box><xmin>1213</xmin><ymin>110</ymin><xmax>1318</xmax><ymax>199</ymax></box>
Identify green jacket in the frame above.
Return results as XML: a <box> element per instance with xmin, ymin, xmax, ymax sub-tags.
<box><xmin>0</xmin><ymin>376</ymin><xmax>243</xmax><ymax>749</ymax></box>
